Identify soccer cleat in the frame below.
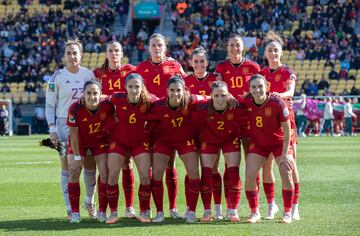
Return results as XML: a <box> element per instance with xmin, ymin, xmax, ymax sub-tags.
<box><xmin>138</xmin><ymin>210</ymin><xmax>151</xmax><ymax>223</ymax></box>
<box><xmin>106</xmin><ymin>211</ymin><xmax>119</xmax><ymax>224</ymax></box>
<box><xmin>264</xmin><ymin>203</ymin><xmax>279</xmax><ymax>220</ymax></box>
<box><xmin>83</xmin><ymin>202</ymin><xmax>97</xmax><ymax>219</ymax></box>
<box><xmin>152</xmin><ymin>212</ymin><xmax>165</xmax><ymax>223</ymax></box>
<box><xmin>214</xmin><ymin>204</ymin><xmax>223</xmax><ymax>220</ymax></box>
<box><xmin>169</xmin><ymin>208</ymin><xmax>182</xmax><ymax>219</ymax></box>
<box><xmin>200</xmin><ymin>209</ymin><xmax>212</xmax><ymax>222</ymax></box>
<box><xmin>281</xmin><ymin>212</ymin><xmax>293</xmax><ymax>224</ymax></box>
<box><xmin>291</xmin><ymin>204</ymin><xmax>300</xmax><ymax>221</ymax></box>
<box><xmin>228</xmin><ymin>209</ymin><xmax>240</xmax><ymax>222</ymax></box>
<box><xmin>246</xmin><ymin>211</ymin><xmax>261</xmax><ymax>223</ymax></box>
<box><xmin>183</xmin><ymin>206</ymin><xmax>189</xmax><ymax>219</ymax></box>
<box><xmin>70</xmin><ymin>212</ymin><xmax>81</xmax><ymax>224</ymax></box>
<box><xmin>185</xmin><ymin>211</ymin><xmax>197</xmax><ymax>223</ymax></box>
<box><xmin>97</xmin><ymin>211</ymin><xmax>107</xmax><ymax>223</ymax></box>
<box><xmin>125</xmin><ymin>207</ymin><xmax>137</xmax><ymax>218</ymax></box>
<box><xmin>66</xmin><ymin>210</ymin><xmax>72</xmax><ymax>221</ymax></box>
<box><xmin>225</xmin><ymin>209</ymin><xmax>230</xmax><ymax>221</ymax></box>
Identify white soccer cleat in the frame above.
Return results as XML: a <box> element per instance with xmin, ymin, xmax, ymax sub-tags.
<box><xmin>185</xmin><ymin>211</ymin><xmax>197</xmax><ymax>223</ymax></box>
<box><xmin>214</xmin><ymin>204</ymin><xmax>223</xmax><ymax>220</ymax></box>
<box><xmin>183</xmin><ymin>206</ymin><xmax>189</xmax><ymax>219</ymax></box>
<box><xmin>152</xmin><ymin>211</ymin><xmax>165</xmax><ymax>223</ymax></box>
<box><xmin>246</xmin><ymin>211</ymin><xmax>261</xmax><ymax>224</ymax></box>
<box><xmin>125</xmin><ymin>207</ymin><xmax>137</xmax><ymax>218</ymax></box>
<box><xmin>83</xmin><ymin>202</ymin><xmax>97</xmax><ymax>219</ymax></box>
<box><xmin>169</xmin><ymin>208</ymin><xmax>182</xmax><ymax>219</ymax></box>
<box><xmin>70</xmin><ymin>212</ymin><xmax>81</xmax><ymax>224</ymax></box>
<box><xmin>97</xmin><ymin>211</ymin><xmax>107</xmax><ymax>223</ymax></box>
<box><xmin>281</xmin><ymin>212</ymin><xmax>293</xmax><ymax>224</ymax></box>
<box><xmin>264</xmin><ymin>202</ymin><xmax>279</xmax><ymax>220</ymax></box>
<box><xmin>228</xmin><ymin>209</ymin><xmax>240</xmax><ymax>222</ymax></box>
<box><xmin>291</xmin><ymin>204</ymin><xmax>300</xmax><ymax>221</ymax></box>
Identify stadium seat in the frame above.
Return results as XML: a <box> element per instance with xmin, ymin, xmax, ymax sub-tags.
<box><xmin>29</xmin><ymin>92</ymin><xmax>38</xmax><ymax>104</ymax></box>
<box><xmin>13</xmin><ymin>93</ymin><xmax>21</xmax><ymax>104</ymax></box>
<box><xmin>21</xmin><ymin>93</ymin><xmax>29</xmax><ymax>104</ymax></box>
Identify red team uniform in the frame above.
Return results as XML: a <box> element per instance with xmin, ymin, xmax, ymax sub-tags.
<box><xmin>136</xmin><ymin>57</ymin><xmax>186</xmax><ymax>98</ymax></box>
<box><xmin>93</xmin><ymin>64</ymin><xmax>136</xmax><ymax>95</ymax></box>
<box><xmin>261</xmin><ymin>65</ymin><xmax>297</xmax><ymax>145</ymax></box>
<box><xmin>242</xmin><ymin>93</ymin><xmax>292</xmax><ymax>158</ymax></box>
<box><xmin>148</xmin><ymin>95</ymin><xmax>202</xmax><ymax>213</ymax></box>
<box><xmin>185</xmin><ymin>73</ymin><xmax>218</xmax><ymax>96</ymax></box>
<box><xmin>215</xmin><ymin>59</ymin><xmax>261</xmax><ymax>98</ymax></box>
<box><xmin>67</xmin><ymin>100</ymin><xmax>115</xmax><ymax>156</ymax></box>
<box><xmin>66</xmin><ymin>100</ymin><xmax>114</xmax><ymax>214</ymax></box>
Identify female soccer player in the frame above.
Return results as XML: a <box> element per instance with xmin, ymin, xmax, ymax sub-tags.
<box><xmin>137</xmin><ymin>33</ymin><xmax>186</xmax><ymax>218</ymax></box>
<box><xmin>185</xmin><ymin>46</ymin><xmax>222</xmax><ymax>219</ymax></box>
<box><xmin>243</xmin><ymin>74</ymin><xmax>295</xmax><ymax>224</ymax></box>
<box><xmin>94</xmin><ymin>41</ymin><xmax>137</xmax><ymax>218</ymax></box>
<box><xmin>45</xmin><ymin>39</ymin><xmax>97</xmax><ymax>220</ymax></box>
<box><xmin>67</xmin><ymin>79</ymin><xmax>115</xmax><ymax>223</ymax></box>
<box><xmin>106</xmin><ymin>73</ymin><xmax>155</xmax><ymax>224</ymax></box>
<box><xmin>215</xmin><ymin>33</ymin><xmax>261</xmax><ymax>214</ymax></box>
<box><xmin>148</xmin><ymin>75</ymin><xmax>203</xmax><ymax>223</ymax></box>
<box><xmin>194</xmin><ymin>81</ymin><xmax>248</xmax><ymax>222</ymax></box>
<box><xmin>261</xmin><ymin>31</ymin><xmax>300</xmax><ymax>220</ymax></box>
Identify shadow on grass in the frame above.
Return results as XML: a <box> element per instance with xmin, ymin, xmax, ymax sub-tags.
<box><xmin>0</xmin><ymin>217</ymin><xmax>248</xmax><ymax>232</ymax></box>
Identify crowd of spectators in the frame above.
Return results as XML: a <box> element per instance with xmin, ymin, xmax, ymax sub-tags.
<box><xmin>0</xmin><ymin>0</ymin><xmax>130</xmax><ymax>83</ymax></box>
<box><xmin>169</xmin><ymin>0</ymin><xmax>360</xmax><ymax>75</ymax></box>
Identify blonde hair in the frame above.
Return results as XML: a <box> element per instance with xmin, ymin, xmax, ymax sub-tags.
<box><xmin>64</xmin><ymin>38</ymin><xmax>83</xmax><ymax>54</ymax></box>
<box><xmin>264</xmin><ymin>30</ymin><xmax>284</xmax><ymax>48</ymax></box>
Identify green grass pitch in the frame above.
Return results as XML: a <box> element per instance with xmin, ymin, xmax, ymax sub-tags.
<box><xmin>0</xmin><ymin>135</ymin><xmax>359</xmax><ymax>235</ymax></box>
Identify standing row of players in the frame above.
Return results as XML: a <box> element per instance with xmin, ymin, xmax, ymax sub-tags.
<box><xmin>45</xmin><ymin>32</ymin><xmax>300</xmax><ymax>224</ymax></box>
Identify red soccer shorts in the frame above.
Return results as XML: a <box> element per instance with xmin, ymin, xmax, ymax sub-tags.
<box><xmin>68</xmin><ymin>142</ymin><xmax>108</xmax><ymax>157</ymax></box>
<box><xmin>248</xmin><ymin>142</ymin><xmax>294</xmax><ymax>159</ymax></box>
<box><xmin>108</xmin><ymin>141</ymin><xmax>150</xmax><ymax>157</ymax></box>
<box><xmin>200</xmin><ymin>137</ymin><xmax>240</xmax><ymax>154</ymax></box>
<box><xmin>153</xmin><ymin>139</ymin><xmax>197</xmax><ymax>156</ymax></box>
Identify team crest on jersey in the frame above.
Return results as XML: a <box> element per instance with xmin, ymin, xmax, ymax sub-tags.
<box><xmin>139</xmin><ymin>104</ymin><xmax>146</xmax><ymax>113</ymax></box>
<box><xmin>121</xmin><ymin>71</ymin><xmax>126</xmax><ymax>77</ymax></box>
<box><xmin>227</xmin><ymin>113</ymin><xmax>234</xmax><ymax>120</ymax></box>
<box><xmin>122</xmin><ymin>106</ymin><xmax>127</xmax><ymax>110</ymax></box>
<box><xmin>69</xmin><ymin>115</ymin><xmax>75</xmax><ymax>124</ymax></box>
<box><xmin>100</xmin><ymin>112</ymin><xmax>107</xmax><ymax>120</ymax></box>
<box><xmin>182</xmin><ymin>109</ymin><xmax>189</xmax><ymax>115</ymax></box>
<box><xmin>82</xmin><ymin>118</ymin><xmax>88</xmax><ymax>122</ymax></box>
<box><xmin>275</xmin><ymin>74</ymin><xmax>281</xmax><ymax>82</ymax></box>
<box><xmin>48</xmin><ymin>83</ymin><xmax>55</xmax><ymax>92</ymax></box>
<box><xmin>163</xmin><ymin>66</ymin><xmax>169</xmax><ymax>73</ymax></box>
<box><xmin>265</xmin><ymin>108</ymin><xmax>272</xmax><ymax>117</ymax></box>
<box><xmin>242</xmin><ymin>67</ymin><xmax>249</xmax><ymax>74</ymax></box>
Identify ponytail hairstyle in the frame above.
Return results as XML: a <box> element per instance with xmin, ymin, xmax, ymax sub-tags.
<box><xmin>101</xmin><ymin>41</ymin><xmax>123</xmax><ymax>75</ymax></box>
<box><xmin>167</xmin><ymin>75</ymin><xmax>190</xmax><ymax>110</ymax></box>
<box><xmin>125</xmin><ymin>73</ymin><xmax>152</xmax><ymax>110</ymax></box>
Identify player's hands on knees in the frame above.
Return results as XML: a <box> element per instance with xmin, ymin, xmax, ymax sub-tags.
<box><xmin>50</xmin><ymin>132</ymin><xmax>59</xmax><ymax>148</ymax></box>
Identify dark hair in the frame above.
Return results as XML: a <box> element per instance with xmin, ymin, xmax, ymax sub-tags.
<box><xmin>83</xmin><ymin>79</ymin><xmax>102</xmax><ymax>91</ymax></box>
<box><xmin>190</xmin><ymin>46</ymin><xmax>208</xmax><ymax>60</ymax></box>
<box><xmin>125</xmin><ymin>73</ymin><xmax>152</xmax><ymax>110</ymax></box>
<box><xmin>100</xmin><ymin>41</ymin><xmax>123</xmax><ymax>75</ymax></box>
<box><xmin>149</xmin><ymin>33</ymin><xmax>166</xmax><ymax>45</ymax></box>
<box><xmin>249</xmin><ymin>74</ymin><xmax>267</xmax><ymax>88</ymax></box>
<box><xmin>167</xmin><ymin>75</ymin><xmax>190</xmax><ymax>110</ymax></box>
<box><xmin>209</xmin><ymin>81</ymin><xmax>229</xmax><ymax>114</ymax></box>
<box><xmin>228</xmin><ymin>33</ymin><xmax>244</xmax><ymax>45</ymax></box>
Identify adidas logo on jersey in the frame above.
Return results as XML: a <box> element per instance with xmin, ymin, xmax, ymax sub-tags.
<box><xmin>82</xmin><ymin>118</ymin><xmax>88</xmax><ymax>122</ymax></box>
<box><xmin>144</xmin><ymin>69</ymin><xmax>149</xmax><ymax>72</ymax></box>
<box><xmin>226</xmin><ymin>71</ymin><xmax>230</xmax><ymax>74</ymax></box>
<box><xmin>65</xmin><ymin>80</ymin><xmax>70</xmax><ymax>83</ymax></box>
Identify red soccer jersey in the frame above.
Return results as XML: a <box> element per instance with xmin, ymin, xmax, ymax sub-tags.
<box><xmin>94</xmin><ymin>64</ymin><xmax>136</xmax><ymax>95</ymax></box>
<box><xmin>136</xmin><ymin>57</ymin><xmax>186</xmax><ymax>98</ymax></box>
<box><xmin>109</xmin><ymin>92</ymin><xmax>157</xmax><ymax>146</ymax></box>
<box><xmin>147</xmin><ymin>95</ymin><xmax>201</xmax><ymax>144</ymax></box>
<box><xmin>185</xmin><ymin>73</ymin><xmax>217</xmax><ymax>97</ymax></box>
<box><xmin>215</xmin><ymin>58</ymin><xmax>261</xmax><ymax>98</ymax></box>
<box><xmin>67</xmin><ymin>100</ymin><xmax>115</xmax><ymax>148</ymax></box>
<box><xmin>261</xmin><ymin>65</ymin><xmax>296</xmax><ymax>94</ymax></box>
<box><xmin>241</xmin><ymin>93</ymin><xmax>290</xmax><ymax>147</ymax></box>
<box><xmin>194</xmin><ymin>101</ymin><xmax>248</xmax><ymax>144</ymax></box>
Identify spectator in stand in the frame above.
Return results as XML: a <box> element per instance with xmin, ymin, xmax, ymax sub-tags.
<box><xmin>24</xmin><ymin>82</ymin><xmax>35</xmax><ymax>93</ymax></box>
<box><xmin>13</xmin><ymin>104</ymin><xmax>22</xmax><ymax>134</ymax></box>
<box><xmin>309</xmin><ymin>80</ymin><xmax>319</xmax><ymax>96</ymax></box>
<box><xmin>1</xmin><ymin>83</ymin><xmax>10</xmax><ymax>93</ymax></box>
<box><xmin>0</xmin><ymin>104</ymin><xmax>9</xmax><ymax>136</ymax></box>
<box><xmin>317</xmin><ymin>76</ymin><xmax>329</xmax><ymax>90</ymax></box>
<box><xmin>339</xmin><ymin>68</ymin><xmax>348</xmax><ymax>80</ymax></box>
<box><xmin>328</xmin><ymin>67</ymin><xmax>339</xmax><ymax>80</ymax></box>
<box><xmin>340</xmin><ymin>88</ymin><xmax>350</xmax><ymax>96</ymax></box>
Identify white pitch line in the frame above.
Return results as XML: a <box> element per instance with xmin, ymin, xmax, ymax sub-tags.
<box><xmin>2</xmin><ymin>161</ymin><xmax>53</xmax><ymax>165</ymax></box>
